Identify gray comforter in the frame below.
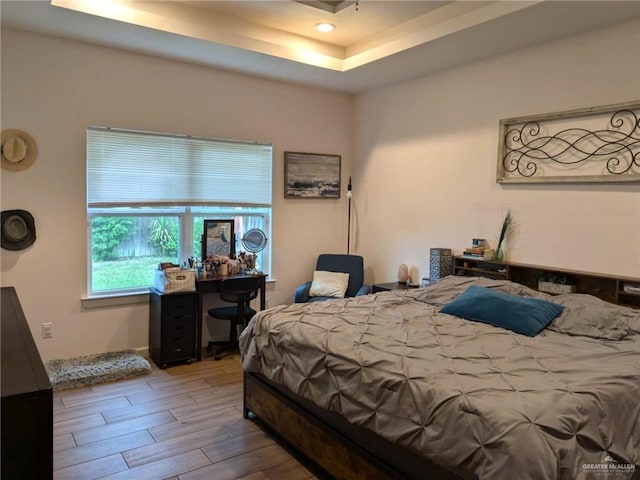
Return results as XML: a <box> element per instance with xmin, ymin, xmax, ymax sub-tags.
<box><xmin>240</xmin><ymin>276</ymin><xmax>640</xmax><ymax>480</ymax></box>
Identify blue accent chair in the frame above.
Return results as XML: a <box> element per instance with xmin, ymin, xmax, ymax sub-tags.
<box><xmin>294</xmin><ymin>254</ymin><xmax>371</xmax><ymax>303</ymax></box>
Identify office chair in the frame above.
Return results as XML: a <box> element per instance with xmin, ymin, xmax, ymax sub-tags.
<box><xmin>206</xmin><ymin>276</ymin><xmax>259</xmax><ymax>360</ymax></box>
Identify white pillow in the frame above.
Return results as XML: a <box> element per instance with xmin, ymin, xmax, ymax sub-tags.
<box><xmin>309</xmin><ymin>270</ymin><xmax>350</xmax><ymax>298</ymax></box>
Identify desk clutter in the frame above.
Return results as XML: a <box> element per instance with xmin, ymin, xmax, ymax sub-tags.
<box><xmin>155</xmin><ymin>251</ymin><xmax>260</xmax><ymax>294</ymax></box>
<box><xmin>189</xmin><ymin>251</ymin><xmax>257</xmax><ymax>278</ymax></box>
<box><xmin>154</xmin><ymin>264</ymin><xmax>196</xmax><ymax>293</ymax></box>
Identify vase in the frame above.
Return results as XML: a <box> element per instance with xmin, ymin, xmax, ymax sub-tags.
<box><xmin>429</xmin><ymin>248</ymin><xmax>452</xmax><ymax>281</ymax></box>
<box><xmin>493</xmin><ymin>246</ymin><xmax>504</xmax><ymax>262</ymax></box>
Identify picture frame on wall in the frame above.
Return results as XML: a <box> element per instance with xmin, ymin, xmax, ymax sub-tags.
<box><xmin>284</xmin><ymin>151</ymin><xmax>341</xmax><ymax>198</ymax></box>
<box><xmin>202</xmin><ymin>219</ymin><xmax>235</xmax><ymax>260</ymax></box>
<box><xmin>496</xmin><ymin>101</ymin><xmax>640</xmax><ymax>184</ymax></box>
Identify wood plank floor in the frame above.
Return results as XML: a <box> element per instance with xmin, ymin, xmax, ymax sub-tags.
<box><xmin>53</xmin><ymin>353</ymin><xmax>323</xmax><ymax>480</ymax></box>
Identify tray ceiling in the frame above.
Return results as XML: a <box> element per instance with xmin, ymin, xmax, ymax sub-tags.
<box><xmin>2</xmin><ymin>1</ymin><xmax>639</xmax><ymax>93</ymax></box>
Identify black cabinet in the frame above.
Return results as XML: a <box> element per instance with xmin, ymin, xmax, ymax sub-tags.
<box><xmin>1</xmin><ymin>287</ymin><xmax>53</xmax><ymax>480</ymax></box>
<box><xmin>149</xmin><ymin>288</ymin><xmax>197</xmax><ymax>368</ymax></box>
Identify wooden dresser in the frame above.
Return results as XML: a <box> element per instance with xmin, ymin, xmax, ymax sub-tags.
<box><xmin>1</xmin><ymin>287</ymin><xmax>53</xmax><ymax>479</ymax></box>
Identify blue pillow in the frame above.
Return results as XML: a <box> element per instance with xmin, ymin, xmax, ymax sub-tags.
<box><xmin>440</xmin><ymin>286</ymin><xmax>564</xmax><ymax>337</ymax></box>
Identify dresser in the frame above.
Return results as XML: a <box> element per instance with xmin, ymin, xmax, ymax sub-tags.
<box><xmin>149</xmin><ymin>288</ymin><xmax>198</xmax><ymax>368</ymax></box>
<box><xmin>1</xmin><ymin>287</ymin><xmax>53</xmax><ymax>479</ymax></box>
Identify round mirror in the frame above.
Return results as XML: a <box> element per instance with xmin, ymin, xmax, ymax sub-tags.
<box><xmin>241</xmin><ymin>228</ymin><xmax>267</xmax><ymax>253</ymax></box>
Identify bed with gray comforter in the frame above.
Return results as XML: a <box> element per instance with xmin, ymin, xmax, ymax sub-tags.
<box><xmin>240</xmin><ymin>276</ymin><xmax>640</xmax><ymax>480</ymax></box>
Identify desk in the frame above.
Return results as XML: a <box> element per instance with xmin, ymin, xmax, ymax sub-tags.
<box><xmin>195</xmin><ymin>273</ymin><xmax>267</xmax><ymax>361</ymax></box>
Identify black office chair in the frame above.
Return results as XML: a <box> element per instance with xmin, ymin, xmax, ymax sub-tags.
<box><xmin>206</xmin><ymin>276</ymin><xmax>259</xmax><ymax>360</ymax></box>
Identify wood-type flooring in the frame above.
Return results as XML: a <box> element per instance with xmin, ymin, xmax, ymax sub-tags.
<box><xmin>53</xmin><ymin>353</ymin><xmax>322</xmax><ymax>480</ymax></box>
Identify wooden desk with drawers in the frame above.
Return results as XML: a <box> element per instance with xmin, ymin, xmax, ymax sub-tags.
<box><xmin>149</xmin><ymin>273</ymin><xmax>267</xmax><ymax>367</ymax></box>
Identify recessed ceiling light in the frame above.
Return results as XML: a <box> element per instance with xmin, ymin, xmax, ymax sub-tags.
<box><xmin>316</xmin><ymin>23</ymin><xmax>335</xmax><ymax>33</ymax></box>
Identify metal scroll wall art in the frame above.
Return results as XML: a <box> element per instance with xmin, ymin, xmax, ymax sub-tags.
<box><xmin>496</xmin><ymin>101</ymin><xmax>640</xmax><ymax>183</ymax></box>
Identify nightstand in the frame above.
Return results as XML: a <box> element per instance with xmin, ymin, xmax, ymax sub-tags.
<box><xmin>372</xmin><ymin>282</ymin><xmax>418</xmax><ymax>293</ymax></box>
<box><xmin>372</xmin><ymin>278</ymin><xmax>434</xmax><ymax>293</ymax></box>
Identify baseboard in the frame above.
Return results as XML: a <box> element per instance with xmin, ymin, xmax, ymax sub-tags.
<box><xmin>135</xmin><ymin>346</ymin><xmax>149</xmax><ymax>358</ymax></box>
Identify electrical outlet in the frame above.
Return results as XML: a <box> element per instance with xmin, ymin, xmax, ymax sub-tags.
<box><xmin>42</xmin><ymin>322</ymin><xmax>53</xmax><ymax>339</ymax></box>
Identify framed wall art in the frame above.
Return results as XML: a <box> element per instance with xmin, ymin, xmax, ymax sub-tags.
<box><xmin>202</xmin><ymin>219</ymin><xmax>234</xmax><ymax>260</ymax></box>
<box><xmin>284</xmin><ymin>151</ymin><xmax>341</xmax><ymax>198</ymax></box>
<box><xmin>496</xmin><ymin>101</ymin><xmax>640</xmax><ymax>184</ymax></box>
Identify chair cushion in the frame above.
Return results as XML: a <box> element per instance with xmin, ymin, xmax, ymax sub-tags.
<box><xmin>316</xmin><ymin>254</ymin><xmax>364</xmax><ymax>298</ymax></box>
<box><xmin>440</xmin><ymin>285</ymin><xmax>564</xmax><ymax>337</ymax></box>
<box><xmin>309</xmin><ymin>270</ymin><xmax>350</xmax><ymax>298</ymax></box>
<box><xmin>208</xmin><ymin>306</ymin><xmax>256</xmax><ymax>322</ymax></box>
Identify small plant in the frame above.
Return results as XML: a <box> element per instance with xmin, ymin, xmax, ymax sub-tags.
<box><xmin>493</xmin><ymin>209</ymin><xmax>513</xmax><ymax>261</ymax></box>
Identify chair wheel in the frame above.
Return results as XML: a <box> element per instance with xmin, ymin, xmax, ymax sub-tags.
<box><xmin>214</xmin><ymin>353</ymin><xmax>222</xmax><ymax>361</ymax></box>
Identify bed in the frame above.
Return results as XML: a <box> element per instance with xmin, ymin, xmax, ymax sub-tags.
<box><xmin>239</xmin><ymin>275</ymin><xmax>640</xmax><ymax>480</ymax></box>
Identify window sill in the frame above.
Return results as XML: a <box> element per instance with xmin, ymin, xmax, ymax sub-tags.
<box><xmin>81</xmin><ymin>291</ymin><xmax>150</xmax><ymax>309</ymax></box>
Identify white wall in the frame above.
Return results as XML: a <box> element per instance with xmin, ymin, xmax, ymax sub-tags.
<box><xmin>3</xmin><ymin>20</ymin><xmax>639</xmax><ymax>362</ymax></box>
<box><xmin>353</xmin><ymin>20</ymin><xmax>640</xmax><ymax>284</ymax></box>
<box><xmin>0</xmin><ymin>29</ymin><xmax>353</xmax><ymax>360</ymax></box>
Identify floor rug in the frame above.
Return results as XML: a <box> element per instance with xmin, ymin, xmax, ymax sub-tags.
<box><xmin>45</xmin><ymin>349</ymin><xmax>151</xmax><ymax>391</ymax></box>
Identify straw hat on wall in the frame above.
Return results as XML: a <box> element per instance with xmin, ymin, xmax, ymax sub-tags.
<box><xmin>1</xmin><ymin>129</ymin><xmax>38</xmax><ymax>171</ymax></box>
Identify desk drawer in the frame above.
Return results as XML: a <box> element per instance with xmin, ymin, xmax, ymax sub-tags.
<box><xmin>161</xmin><ymin>294</ymin><xmax>197</xmax><ymax>318</ymax></box>
<box><xmin>162</xmin><ymin>343</ymin><xmax>194</xmax><ymax>359</ymax></box>
<box><xmin>161</xmin><ymin>318</ymin><xmax>195</xmax><ymax>361</ymax></box>
<box><xmin>149</xmin><ymin>289</ymin><xmax>197</xmax><ymax>368</ymax></box>
<box><xmin>161</xmin><ymin>315</ymin><xmax>195</xmax><ymax>331</ymax></box>
<box><xmin>162</xmin><ymin>317</ymin><xmax>195</xmax><ymax>340</ymax></box>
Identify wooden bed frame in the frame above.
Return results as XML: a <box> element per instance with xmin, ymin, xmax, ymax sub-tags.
<box><xmin>242</xmin><ymin>264</ymin><xmax>640</xmax><ymax>479</ymax></box>
<box><xmin>243</xmin><ymin>372</ymin><xmax>462</xmax><ymax>480</ymax></box>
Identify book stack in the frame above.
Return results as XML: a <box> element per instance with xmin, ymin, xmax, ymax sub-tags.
<box><xmin>463</xmin><ymin>239</ymin><xmax>494</xmax><ymax>260</ymax></box>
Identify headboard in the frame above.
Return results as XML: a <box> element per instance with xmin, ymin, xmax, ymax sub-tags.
<box><xmin>452</xmin><ymin>256</ymin><xmax>640</xmax><ymax>309</ymax></box>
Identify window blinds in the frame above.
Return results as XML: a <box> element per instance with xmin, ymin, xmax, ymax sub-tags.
<box><xmin>87</xmin><ymin>127</ymin><xmax>272</xmax><ymax>207</ymax></box>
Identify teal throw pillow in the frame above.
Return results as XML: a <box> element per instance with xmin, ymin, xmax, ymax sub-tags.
<box><xmin>440</xmin><ymin>285</ymin><xmax>564</xmax><ymax>337</ymax></box>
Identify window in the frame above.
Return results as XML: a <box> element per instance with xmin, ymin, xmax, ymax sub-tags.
<box><xmin>86</xmin><ymin>127</ymin><xmax>272</xmax><ymax>296</ymax></box>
